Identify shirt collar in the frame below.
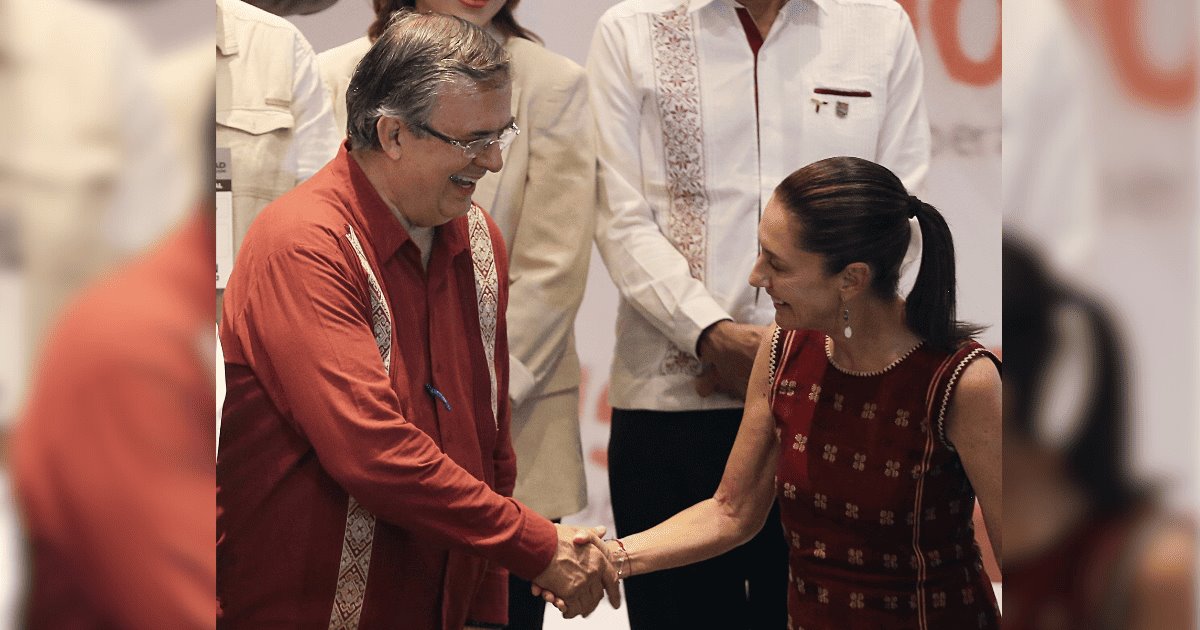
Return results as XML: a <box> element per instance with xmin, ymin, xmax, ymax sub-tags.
<box><xmin>336</xmin><ymin>142</ymin><xmax>471</xmax><ymax>264</ymax></box>
<box><xmin>216</xmin><ymin>0</ymin><xmax>238</xmax><ymax>56</ymax></box>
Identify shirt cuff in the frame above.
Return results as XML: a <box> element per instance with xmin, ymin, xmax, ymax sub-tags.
<box><xmin>508</xmin><ymin>354</ymin><xmax>537</xmax><ymax>409</ymax></box>
<box><xmin>675</xmin><ymin>298</ymin><xmax>734</xmax><ymax>360</ymax></box>
<box><xmin>496</xmin><ymin>503</ymin><xmax>558</xmax><ymax>581</ymax></box>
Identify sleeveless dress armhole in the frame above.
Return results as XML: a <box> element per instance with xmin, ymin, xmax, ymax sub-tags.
<box><xmin>928</xmin><ymin>343</ymin><xmax>1001</xmax><ymax>451</ymax></box>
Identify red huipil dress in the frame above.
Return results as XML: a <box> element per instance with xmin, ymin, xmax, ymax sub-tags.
<box><xmin>768</xmin><ymin>329</ymin><xmax>1001</xmax><ymax>630</ymax></box>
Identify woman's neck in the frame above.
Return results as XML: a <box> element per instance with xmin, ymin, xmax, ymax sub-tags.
<box><xmin>826</xmin><ymin>296</ymin><xmax>921</xmax><ymax>373</ymax></box>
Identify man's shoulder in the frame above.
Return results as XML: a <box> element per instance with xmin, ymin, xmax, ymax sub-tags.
<box><xmin>822</xmin><ymin>0</ymin><xmax>908</xmax><ymax>20</ymax></box>
<box><xmin>599</xmin><ymin>0</ymin><xmax>687</xmax><ymax>24</ymax></box>
<box><xmin>243</xmin><ymin>177</ymin><xmax>356</xmax><ymax>262</ymax></box>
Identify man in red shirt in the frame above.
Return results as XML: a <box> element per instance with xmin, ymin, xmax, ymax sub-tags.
<box><xmin>217</xmin><ymin>11</ymin><xmax>616</xmax><ymax>629</ymax></box>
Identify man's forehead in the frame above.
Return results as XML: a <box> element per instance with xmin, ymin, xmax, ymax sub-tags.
<box><xmin>429</xmin><ymin>83</ymin><xmax>513</xmax><ymax>133</ymax></box>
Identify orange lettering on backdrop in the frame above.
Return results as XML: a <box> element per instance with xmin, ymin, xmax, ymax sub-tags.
<box><xmin>930</xmin><ymin>0</ymin><xmax>1001</xmax><ymax>86</ymax></box>
<box><xmin>1100</xmin><ymin>0</ymin><xmax>1196</xmax><ymax>110</ymax></box>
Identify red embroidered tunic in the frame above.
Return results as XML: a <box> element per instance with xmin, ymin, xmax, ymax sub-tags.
<box><xmin>769</xmin><ymin>329</ymin><xmax>1000</xmax><ymax>630</ymax></box>
<box><xmin>217</xmin><ymin>146</ymin><xmax>557</xmax><ymax>629</ymax></box>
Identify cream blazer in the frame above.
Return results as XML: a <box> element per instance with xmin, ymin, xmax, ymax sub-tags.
<box><xmin>319</xmin><ymin>35</ymin><xmax>594</xmax><ymax>519</ymax></box>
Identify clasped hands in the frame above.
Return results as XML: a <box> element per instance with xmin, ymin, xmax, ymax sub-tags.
<box><xmin>529</xmin><ymin>524</ymin><xmax>622</xmax><ymax>618</ymax></box>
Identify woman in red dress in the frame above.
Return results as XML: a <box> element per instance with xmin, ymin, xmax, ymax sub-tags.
<box><xmin>540</xmin><ymin>156</ymin><xmax>1001</xmax><ymax>628</ymax></box>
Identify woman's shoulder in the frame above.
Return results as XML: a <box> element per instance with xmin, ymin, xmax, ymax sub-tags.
<box><xmin>317</xmin><ymin>35</ymin><xmax>371</xmax><ymax>76</ymax></box>
<box><xmin>507</xmin><ymin>37</ymin><xmax>586</xmax><ymax>89</ymax></box>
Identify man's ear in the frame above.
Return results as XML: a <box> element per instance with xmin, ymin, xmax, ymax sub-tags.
<box><xmin>838</xmin><ymin>262</ymin><xmax>872</xmax><ymax>301</ymax></box>
<box><xmin>376</xmin><ymin>116</ymin><xmax>405</xmax><ymax>161</ymax></box>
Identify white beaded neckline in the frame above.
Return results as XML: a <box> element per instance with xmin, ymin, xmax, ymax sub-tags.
<box><xmin>824</xmin><ymin>336</ymin><xmax>923</xmax><ymax>377</ymax></box>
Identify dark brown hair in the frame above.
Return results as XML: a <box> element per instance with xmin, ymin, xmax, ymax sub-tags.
<box><xmin>368</xmin><ymin>0</ymin><xmax>540</xmax><ymax>43</ymax></box>
<box><xmin>775</xmin><ymin>156</ymin><xmax>983</xmax><ymax>351</ymax></box>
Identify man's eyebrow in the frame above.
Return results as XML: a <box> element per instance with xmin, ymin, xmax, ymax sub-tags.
<box><xmin>465</xmin><ymin>117</ymin><xmax>515</xmax><ymax>139</ymax></box>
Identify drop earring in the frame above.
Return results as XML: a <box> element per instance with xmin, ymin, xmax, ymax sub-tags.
<box><xmin>842</xmin><ymin>303</ymin><xmax>852</xmax><ymax>339</ymax></box>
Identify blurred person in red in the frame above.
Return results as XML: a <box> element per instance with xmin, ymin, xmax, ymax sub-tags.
<box><xmin>216</xmin><ymin>11</ymin><xmax>616</xmax><ymax>629</ymax></box>
<box><xmin>10</xmin><ymin>186</ymin><xmax>216</xmax><ymax>628</ymax></box>
<box><xmin>1002</xmin><ymin>236</ymin><xmax>1195</xmax><ymax>629</ymax></box>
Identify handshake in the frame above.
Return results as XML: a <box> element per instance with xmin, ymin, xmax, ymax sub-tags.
<box><xmin>529</xmin><ymin>523</ymin><xmax>625</xmax><ymax>618</ymax></box>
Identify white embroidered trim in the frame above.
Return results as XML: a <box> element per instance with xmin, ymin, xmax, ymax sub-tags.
<box><xmin>935</xmin><ymin>348</ymin><xmax>987</xmax><ymax>451</ymax></box>
<box><xmin>467</xmin><ymin>206</ymin><xmax>500</xmax><ymax>430</ymax></box>
<box><xmin>653</xmin><ymin>2</ymin><xmax>709</xmax><ymax>376</ymax></box>
<box><xmin>328</xmin><ymin>225</ymin><xmax>392</xmax><ymax>630</ymax></box>
<box><xmin>345</xmin><ymin>226</ymin><xmax>393</xmax><ymax>371</ymax></box>
<box><xmin>767</xmin><ymin>326</ymin><xmax>783</xmax><ymax>390</ymax></box>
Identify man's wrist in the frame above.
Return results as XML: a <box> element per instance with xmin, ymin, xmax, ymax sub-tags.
<box><xmin>696</xmin><ymin>319</ymin><xmax>731</xmax><ymax>360</ymax></box>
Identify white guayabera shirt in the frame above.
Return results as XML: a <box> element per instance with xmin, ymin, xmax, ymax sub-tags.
<box><xmin>588</xmin><ymin>0</ymin><xmax>931</xmax><ymax>411</ymax></box>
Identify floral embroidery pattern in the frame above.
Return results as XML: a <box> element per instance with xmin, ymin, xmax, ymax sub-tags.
<box><xmin>652</xmin><ymin>3</ymin><xmax>709</xmax><ymax>376</ymax></box>
<box><xmin>861</xmin><ymin>402</ymin><xmax>877</xmax><ymax>419</ymax></box>
<box><xmin>884</xmin><ymin>460</ymin><xmax>901</xmax><ymax>478</ymax></box>
<box><xmin>844</xmin><ymin>503</ymin><xmax>859</xmax><ymax>519</ymax></box>
<box><xmin>833</xmin><ymin>393</ymin><xmax>844</xmax><ymax>411</ymax></box>
<box><xmin>331</xmin><ymin>226</ymin><xmax>393</xmax><ymax>630</ymax></box>
<box><xmin>852</xmin><ymin>453</ymin><xmax>867</xmax><ymax>471</ymax></box>
<box><xmin>823</xmin><ymin>444</ymin><xmax>838</xmax><ymax>462</ymax></box>
<box><xmin>933</xmin><ymin>592</ymin><xmax>947</xmax><ymax>608</ymax></box>
<box><xmin>783</xmin><ymin>482</ymin><xmax>797</xmax><ymax>500</ymax></box>
<box><xmin>808</xmin><ymin>384</ymin><xmax>822</xmax><ymax>402</ymax></box>
<box><xmin>467</xmin><ymin>207</ymin><xmax>500</xmax><ymax>430</ymax></box>
<box><xmin>818</xmin><ymin>587</ymin><xmax>830</xmax><ymax>604</ymax></box>
<box><xmin>884</xmin><ymin>595</ymin><xmax>899</xmax><ymax>610</ymax></box>
<box><xmin>813</xmin><ymin>493</ymin><xmax>828</xmax><ymax>509</ymax></box>
<box><xmin>779</xmin><ymin>379</ymin><xmax>797</xmax><ymax>396</ymax></box>
<box><xmin>848</xmin><ymin>548</ymin><xmax>864</xmax><ymax>565</ymax></box>
<box><xmin>813</xmin><ymin>541</ymin><xmax>827</xmax><ymax>559</ymax></box>
<box><xmin>850</xmin><ymin>592</ymin><xmax>865</xmax><ymax>609</ymax></box>
<box><xmin>894</xmin><ymin>409</ymin><xmax>910</xmax><ymax>427</ymax></box>
<box><xmin>883</xmin><ymin>554</ymin><xmax>899</xmax><ymax>569</ymax></box>
<box><xmin>880</xmin><ymin>510</ymin><xmax>895</xmax><ymax>525</ymax></box>
<box><xmin>793</xmin><ymin>433</ymin><xmax>808</xmax><ymax>452</ymax></box>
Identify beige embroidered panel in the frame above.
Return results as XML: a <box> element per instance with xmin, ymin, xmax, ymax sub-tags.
<box><xmin>329</xmin><ymin>225</ymin><xmax>390</xmax><ymax>630</ymax></box>
<box><xmin>467</xmin><ymin>205</ymin><xmax>500</xmax><ymax>429</ymax></box>
<box><xmin>652</xmin><ymin>2</ymin><xmax>709</xmax><ymax>376</ymax></box>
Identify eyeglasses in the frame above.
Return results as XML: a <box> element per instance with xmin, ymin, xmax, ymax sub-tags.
<box><xmin>415</xmin><ymin>120</ymin><xmax>520</xmax><ymax>160</ymax></box>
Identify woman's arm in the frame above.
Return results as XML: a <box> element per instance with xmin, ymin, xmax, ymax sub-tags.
<box><xmin>609</xmin><ymin>326</ymin><xmax>783</xmax><ymax>576</ymax></box>
<box><xmin>945</xmin><ymin>358</ymin><xmax>1003</xmax><ymax>565</ymax></box>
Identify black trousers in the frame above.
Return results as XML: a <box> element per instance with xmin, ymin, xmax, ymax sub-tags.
<box><xmin>506</xmin><ymin>519</ymin><xmax>559</xmax><ymax>630</ymax></box>
<box><xmin>608</xmin><ymin>408</ymin><xmax>788</xmax><ymax>630</ymax></box>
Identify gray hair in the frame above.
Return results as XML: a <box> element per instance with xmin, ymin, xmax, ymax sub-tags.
<box><xmin>346</xmin><ymin>10</ymin><xmax>511</xmax><ymax>151</ymax></box>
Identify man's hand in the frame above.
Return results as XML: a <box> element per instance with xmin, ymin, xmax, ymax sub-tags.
<box><xmin>531</xmin><ymin>524</ymin><xmax>620</xmax><ymax>618</ymax></box>
<box><xmin>532</xmin><ymin>527</ymin><xmax>623</xmax><ymax>616</ymax></box>
<box><xmin>695</xmin><ymin>321</ymin><xmax>766</xmax><ymax>400</ymax></box>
